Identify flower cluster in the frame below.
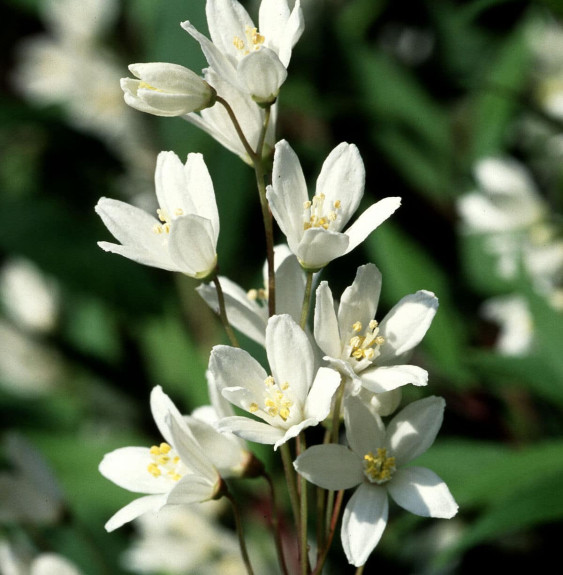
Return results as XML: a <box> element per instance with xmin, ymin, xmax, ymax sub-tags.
<box><xmin>96</xmin><ymin>0</ymin><xmax>458</xmax><ymax>571</ymax></box>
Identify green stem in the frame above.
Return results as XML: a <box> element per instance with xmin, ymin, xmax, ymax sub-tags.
<box><xmin>262</xmin><ymin>471</ymin><xmax>289</xmax><ymax>575</ymax></box>
<box><xmin>312</xmin><ymin>489</ymin><xmax>345</xmax><ymax>575</ymax></box>
<box><xmin>226</xmin><ymin>490</ymin><xmax>255</xmax><ymax>575</ymax></box>
<box><xmin>299</xmin><ymin>271</ymin><xmax>314</xmax><ymax>330</ymax></box>
<box><xmin>355</xmin><ymin>565</ymin><xmax>365</xmax><ymax>575</ymax></box>
<box><xmin>298</xmin><ymin>434</ymin><xmax>310</xmax><ymax>575</ymax></box>
<box><xmin>212</xmin><ymin>275</ymin><xmax>239</xmax><ymax>347</ymax></box>
<box><xmin>280</xmin><ymin>442</ymin><xmax>300</xmax><ymax>534</ymax></box>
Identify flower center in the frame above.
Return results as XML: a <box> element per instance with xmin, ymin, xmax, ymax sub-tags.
<box><xmin>348</xmin><ymin>320</ymin><xmax>385</xmax><ymax>362</ymax></box>
<box><xmin>249</xmin><ymin>376</ymin><xmax>293</xmax><ymax>421</ymax></box>
<box><xmin>147</xmin><ymin>442</ymin><xmax>184</xmax><ymax>481</ymax></box>
<box><xmin>152</xmin><ymin>207</ymin><xmax>184</xmax><ymax>234</ymax></box>
<box><xmin>233</xmin><ymin>26</ymin><xmax>265</xmax><ymax>56</ymax></box>
<box><xmin>303</xmin><ymin>194</ymin><xmax>341</xmax><ymax>231</ymax></box>
<box><xmin>363</xmin><ymin>448</ymin><xmax>396</xmax><ymax>484</ymax></box>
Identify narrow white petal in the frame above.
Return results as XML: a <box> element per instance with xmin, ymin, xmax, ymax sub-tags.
<box><xmin>344</xmin><ymin>396</ymin><xmax>385</xmax><ymax>457</ymax></box>
<box><xmin>304</xmin><ymin>367</ymin><xmax>341</xmax><ymax>422</ymax></box>
<box><xmin>206</xmin><ymin>0</ymin><xmax>254</xmax><ymax>57</ymax></box>
<box><xmin>185</xmin><ymin>153</ymin><xmax>219</xmax><ymax>232</ymax></box>
<box><xmin>275</xmin><ymin>250</ymin><xmax>306</xmax><ymax>323</ymax></box>
<box><xmin>104</xmin><ymin>494</ymin><xmax>166</xmax><ymax>532</ymax></box>
<box><xmin>155</xmin><ymin>151</ymin><xmax>189</xmax><ymax>217</ymax></box>
<box><xmin>197</xmin><ymin>277</ymin><xmax>267</xmax><ymax>346</ymax></box>
<box><xmin>97</xmin><ymin>241</ymin><xmax>178</xmax><ymax>272</ymax></box>
<box><xmin>377</xmin><ymin>290</ymin><xmax>439</xmax><ymax>364</ymax></box>
<box><xmin>387</xmin><ymin>467</ymin><xmax>458</xmax><ymax>518</ymax></box>
<box><xmin>218</xmin><ymin>415</ymin><xmax>285</xmax><ymax>445</ymax></box>
<box><xmin>258</xmin><ymin>0</ymin><xmax>290</xmax><ymax>54</ymax></box>
<box><xmin>344</xmin><ymin>197</ymin><xmax>402</xmax><ymax>254</ymax></box>
<box><xmin>360</xmin><ymin>364</ymin><xmax>428</xmax><ymax>393</ymax></box>
<box><xmin>150</xmin><ymin>385</ymin><xmax>182</xmax><ymax>446</ymax></box>
<box><xmin>338</xmin><ymin>263</ymin><xmax>382</xmax><ymax>335</ymax></box>
<box><xmin>316</xmin><ymin>143</ymin><xmax>365</xmax><ymax>227</ymax></box>
<box><xmin>341</xmin><ymin>484</ymin><xmax>388</xmax><ymax>567</ymax></box>
<box><xmin>386</xmin><ymin>396</ymin><xmax>445</xmax><ymax>466</ymax></box>
<box><xmin>266</xmin><ymin>314</ymin><xmax>314</xmax><ymax>403</ymax></box>
<box><xmin>314</xmin><ymin>282</ymin><xmax>341</xmax><ymax>358</ymax></box>
<box><xmin>296</xmin><ymin>228</ymin><xmax>349</xmax><ymax>270</ymax></box>
<box><xmin>276</xmin><ymin>0</ymin><xmax>305</xmax><ymax>66</ymax></box>
<box><xmin>168</xmin><ymin>214</ymin><xmax>217</xmax><ymax>278</ymax></box>
<box><xmin>294</xmin><ymin>444</ymin><xmax>363</xmax><ymax>490</ymax></box>
<box><xmin>99</xmin><ymin>447</ymin><xmax>169</xmax><ymax>494</ymax></box>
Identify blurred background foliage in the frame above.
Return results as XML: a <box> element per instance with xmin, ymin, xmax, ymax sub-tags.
<box><xmin>1</xmin><ymin>0</ymin><xmax>563</xmax><ymax>573</ymax></box>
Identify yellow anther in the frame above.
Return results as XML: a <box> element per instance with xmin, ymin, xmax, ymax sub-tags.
<box><xmin>249</xmin><ymin>402</ymin><xmax>259</xmax><ymax>413</ymax></box>
<box><xmin>247</xmin><ymin>289</ymin><xmax>258</xmax><ymax>301</ymax></box>
<box><xmin>138</xmin><ymin>81</ymin><xmax>159</xmax><ymax>91</ymax></box>
<box><xmin>150</xmin><ymin>445</ymin><xmax>160</xmax><ymax>455</ymax></box>
<box><xmin>174</xmin><ymin>208</ymin><xmax>184</xmax><ymax>216</ymax></box>
<box><xmin>369</xmin><ymin>320</ymin><xmax>379</xmax><ymax>330</ymax></box>
<box><xmin>375</xmin><ymin>335</ymin><xmax>385</xmax><ymax>345</ymax></box>
<box><xmin>334</xmin><ymin>200</ymin><xmax>341</xmax><ymax>209</ymax></box>
<box><xmin>159</xmin><ymin>443</ymin><xmax>171</xmax><ymax>453</ymax></box>
<box><xmin>233</xmin><ymin>36</ymin><xmax>245</xmax><ymax>50</ymax></box>
<box><xmin>353</xmin><ymin>321</ymin><xmax>362</xmax><ymax>332</ymax></box>
<box><xmin>265</xmin><ymin>376</ymin><xmax>275</xmax><ymax>386</ymax></box>
<box><xmin>152</xmin><ymin>224</ymin><xmax>163</xmax><ymax>235</ymax></box>
<box><xmin>147</xmin><ymin>442</ymin><xmax>183</xmax><ymax>481</ymax></box>
<box><xmin>363</xmin><ymin>448</ymin><xmax>396</xmax><ymax>484</ymax></box>
<box><xmin>147</xmin><ymin>463</ymin><xmax>161</xmax><ymax>477</ymax></box>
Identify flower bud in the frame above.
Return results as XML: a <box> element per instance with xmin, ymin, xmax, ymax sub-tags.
<box><xmin>121</xmin><ymin>62</ymin><xmax>216</xmax><ymax>117</ymax></box>
<box><xmin>238</xmin><ymin>48</ymin><xmax>288</xmax><ymax>106</ymax></box>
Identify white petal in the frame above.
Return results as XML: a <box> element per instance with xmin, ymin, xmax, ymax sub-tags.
<box><xmin>184</xmin><ymin>153</ymin><xmax>219</xmax><ymax>234</ymax></box>
<box><xmin>154</xmin><ymin>151</ymin><xmax>186</xmax><ymax>217</ymax></box>
<box><xmin>344</xmin><ymin>196</ymin><xmax>402</xmax><ymax>253</ymax></box>
<box><xmin>218</xmin><ymin>415</ymin><xmax>285</xmax><ymax>445</ymax></box>
<box><xmin>104</xmin><ymin>494</ymin><xmax>166</xmax><ymax>532</ymax></box>
<box><xmin>197</xmin><ymin>277</ymin><xmax>267</xmax><ymax>346</ymax></box>
<box><xmin>296</xmin><ymin>228</ymin><xmax>349</xmax><ymax>270</ymax></box>
<box><xmin>387</xmin><ymin>467</ymin><xmax>458</xmax><ymax>518</ymax></box>
<box><xmin>386</xmin><ymin>396</ymin><xmax>445</xmax><ymax>466</ymax></box>
<box><xmin>150</xmin><ymin>385</ymin><xmax>182</xmax><ymax>446</ymax></box>
<box><xmin>316</xmin><ymin>143</ymin><xmax>365</xmax><ymax>228</ymax></box>
<box><xmin>313</xmin><ymin>282</ymin><xmax>341</xmax><ymax>358</ymax></box>
<box><xmin>275</xmin><ymin>249</ymin><xmax>307</xmax><ymax>323</ymax></box>
<box><xmin>341</xmin><ymin>484</ymin><xmax>388</xmax><ymax>567</ymax></box>
<box><xmin>165</xmin><ymin>473</ymin><xmax>217</xmax><ymax>505</ymax></box>
<box><xmin>267</xmin><ymin>140</ymin><xmax>309</xmax><ymax>249</ymax></box>
<box><xmin>95</xmin><ymin>198</ymin><xmax>176</xmax><ymax>270</ymax></box>
<box><xmin>209</xmin><ymin>345</ymin><xmax>268</xmax><ymax>396</ymax></box>
<box><xmin>206</xmin><ymin>0</ymin><xmax>254</xmax><ymax>57</ymax></box>
<box><xmin>293</xmin><ymin>444</ymin><xmax>363</xmax><ymax>490</ymax></box>
<box><xmin>31</xmin><ymin>554</ymin><xmax>81</xmax><ymax>575</ymax></box>
<box><xmin>344</xmin><ymin>396</ymin><xmax>385</xmax><ymax>457</ymax></box>
<box><xmin>360</xmin><ymin>365</ymin><xmax>428</xmax><ymax>393</ymax></box>
<box><xmin>267</xmin><ymin>0</ymin><xmax>304</xmax><ymax>67</ymax></box>
<box><xmin>168</xmin><ymin>214</ymin><xmax>217</xmax><ymax>278</ymax></box>
<box><xmin>266</xmin><ymin>314</ymin><xmax>314</xmax><ymax>403</ymax></box>
<box><xmin>238</xmin><ymin>48</ymin><xmax>287</xmax><ymax>103</ymax></box>
<box><xmin>99</xmin><ymin>447</ymin><xmax>169</xmax><ymax>494</ymax></box>
<box><xmin>338</xmin><ymin>263</ymin><xmax>382</xmax><ymax>336</ymax></box>
<box><xmin>377</xmin><ymin>290</ymin><xmax>439</xmax><ymax>365</ymax></box>
<box><xmin>304</xmin><ymin>367</ymin><xmax>341</xmax><ymax>422</ymax></box>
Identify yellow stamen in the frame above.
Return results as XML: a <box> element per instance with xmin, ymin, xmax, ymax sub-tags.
<box><xmin>363</xmin><ymin>448</ymin><xmax>396</xmax><ymax>484</ymax></box>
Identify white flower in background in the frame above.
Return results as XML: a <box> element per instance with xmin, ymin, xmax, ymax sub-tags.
<box><xmin>0</xmin><ymin>258</ymin><xmax>59</xmax><ymax>334</ymax></box>
<box><xmin>294</xmin><ymin>396</ymin><xmax>458</xmax><ymax>567</ymax></box>
<box><xmin>0</xmin><ymin>433</ymin><xmax>65</xmax><ymax>525</ymax></box>
<box><xmin>96</xmin><ymin>151</ymin><xmax>219</xmax><ymax>279</ymax></box>
<box><xmin>0</xmin><ymin>541</ymin><xmax>83</xmax><ymax>575</ymax></box>
<box><xmin>314</xmin><ymin>263</ymin><xmax>437</xmax><ymax>395</ymax></box>
<box><xmin>481</xmin><ymin>294</ymin><xmax>534</xmax><ymax>356</ymax></box>
<box><xmin>209</xmin><ymin>314</ymin><xmax>341</xmax><ymax>450</ymax></box>
<box><xmin>197</xmin><ymin>244</ymin><xmax>306</xmax><ymax>346</ymax></box>
<box><xmin>266</xmin><ymin>140</ymin><xmax>401</xmax><ymax>270</ymax></box>
<box><xmin>123</xmin><ymin>503</ymin><xmax>247</xmax><ymax>575</ymax></box>
<box><xmin>458</xmin><ymin>156</ymin><xmax>563</xmax><ymax>295</ymax></box>
<box><xmin>121</xmin><ymin>63</ymin><xmax>217</xmax><ymax>117</ymax></box>
<box><xmin>181</xmin><ymin>0</ymin><xmax>304</xmax><ymax>104</ymax></box>
<box><xmin>99</xmin><ymin>386</ymin><xmax>221</xmax><ymax>532</ymax></box>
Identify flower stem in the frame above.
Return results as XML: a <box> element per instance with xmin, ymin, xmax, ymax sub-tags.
<box><xmin>355</xmin><ymin>565</ymin><xmax>365</xmax><ymax>575</ymax></box>
<box><xmin>297</xmin><ymin>434</ymin><xmax>311</xmax><ymax>575</ymax></box>
<box><xmin>280</xmin><ymin>442</ymin><xmax>300</xmax><ymax>534</ymax></box>
<box><xmin>212</xmin><ymin>274</ymin><xmax>239</xmax><ymax>347</ymax></box>
<box><xmin>299</xmin><ymin>271</ymin><xmax>314</xmax><ymax>329</ymax></box>
<box><xmin>262</xmin><ymin>471</ymin><xmax>289</xmax><ymax>575</ymax></box>
<box><xmin>312</xmin><ymin>489</ymin><xmax>345</xmax><ymax>575</ymax></box>
<box><xmin>226</xmin><ymin>490</ymin><xmax>255</xmax><ymax>575</ymax></box>
<box><xmin>216</xmin><ymin>96</ymin><xmax>257</xmax><ymax>164</ymax></box>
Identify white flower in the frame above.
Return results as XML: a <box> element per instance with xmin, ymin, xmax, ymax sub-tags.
<box><xmin>294</xmin><ymin>396</ymin><xmax>458</xmax><ymax>567</ymax></box>
<box><xmin>99</xmin><ymin>386</ymin><xmax>221</xmax><ymax>532</ymax></box>
<box><xmin>181</xmin><ymin>0</ymin><xmax>304</xmax><ymax>104</ymax></box>
<box><xmin>209</xmin><ymin>314</ymin><xmax>341</xmax><ymax>450</ymax></box>
<box><xmin>0</xmin><ymin>541</ymin><xmax>83</xmax><ymax>575</ymax></box>
<box><xmin>121</xmin><ymin>63</ymin><xmax>216</xmax><ymax>117</ymax></box>
<box><xmin>314</xmin><ymin>263</ymin><xmax>437</xmax><ymax>394</ymax></box>
<box><xmin>266</xmin><ymin>140</ymin><xmax>401</xmax><ymax>270</ymax></box>
<box><xmin>197</xmin><ymin>244</ymin><xmax>306</xmax><ymax>346</ymax></box>
<box><xmin>96</xmin><ymin>151</ymin><xmax>219</xmax><ymax>279</ymax></box>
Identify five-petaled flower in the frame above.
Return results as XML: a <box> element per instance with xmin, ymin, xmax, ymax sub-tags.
<box><xmin>99</xmin><ymin>386</ymin><xmax>222</xmax><ymax>532</ymax></box>
<box><xmin>266</xmin><ymin>140</ymin><xmax>401</xmax><ymax>271</ymax></box>
<box><xmin>294</xmin><ymin>395</ymin><xmax>458</xmax><ymax>567</ymax></box>
<box><xmin>314</xmin><ymin>263</ymin><xmax>438</xmax><ymax>394</ymax></box>
<box><xmin>96</xmin><ymin>151</ymin><xmax>219</xmax><ymax>279</ymax></box>
<box><xmin>209</xmin><ymin>314</ymin><xmax>341</xmax><ymax>450</ymax></box>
